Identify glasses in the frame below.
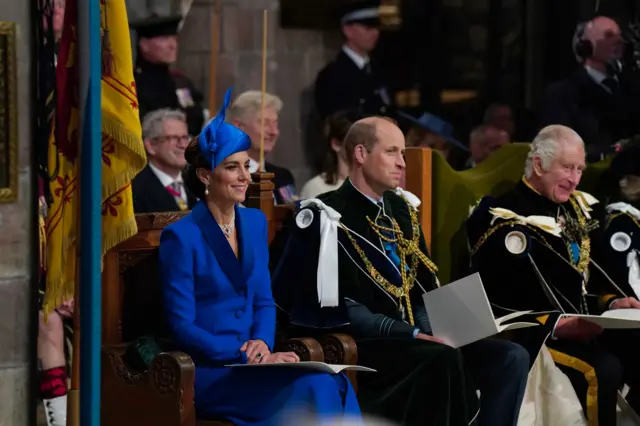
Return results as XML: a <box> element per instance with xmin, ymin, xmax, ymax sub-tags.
<box><xmin>154</xmin><ymin>135</ymin><xmax>190</xmax><ymax>144</ymax></box>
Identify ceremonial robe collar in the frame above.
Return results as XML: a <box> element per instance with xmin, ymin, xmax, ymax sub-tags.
<box><xmin>327</xmin><ymin>179</ymin><xmax>406</xmax><ymax>244</ymax></box>
<box><xmin>517</xmin><ymin>178</ymin><xmax>598</xmax><ymax>220</ymax></box>
<box><xmin>191</xmin><ymin>200</ymin><xmax>255</xmax><ymax>290</ymax></box>
<box><xmin>518</xmin><ymin>178</ymin><xmax>566</xmax><ymax>217</ymax></box>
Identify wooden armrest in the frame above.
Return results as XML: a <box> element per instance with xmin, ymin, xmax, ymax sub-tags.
<box><xmin>275</xmin><ymin>337</ymin><xmax>325</xmax><ymax>362</ymax></box>
<box><xmin>101</xmin><ymin>345</ymin><xmax>197</xmax><ymax>426</ymax></box>
<box><xmin>318</xmin><ymin>333</ymin><xmax>358</xmax><ymax>365</ymax></box>
<box><xmin>319</xmin><ymin>333</ymin><xmax>359</xmax><ymax>393</ymax></box>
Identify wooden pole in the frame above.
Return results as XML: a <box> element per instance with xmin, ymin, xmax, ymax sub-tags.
<box><xmin>259</xmin><ymin>9</ymin><xmax>267</xmax><ymax>171</ymax></box>
<box><xmin>207</xmin><ymin>0</ymin><xmax>221</xmax><ymax>117</ymax></box>
<box><xmin>66</xmin><ymin>270</ymin><xmax>80</xmax><ymax>426</ymax></box>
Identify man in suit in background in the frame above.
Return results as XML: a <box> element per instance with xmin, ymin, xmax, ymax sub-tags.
<box><xmin>131</xmin><ymin>15</ymin><xmax>206</xmax><ymax>137</ymax></box>
<box><xmin>132</xmin><ymin>109</ymin><xmax>197</xmax><ymax>213</ymax></box>
<box><xmin>227</xmin><ymin>90</ymin><xmax>298</xmax><ymax>205</ymax></box>
<box><xmin>314</xmin><ymin>0</ymin><xmax>392</xmax><ymax>120</ymax></box>
<box><xmin>539</xmin><ymin>16</ymin><xmax>640</xmax><ymax>162</ymax></box>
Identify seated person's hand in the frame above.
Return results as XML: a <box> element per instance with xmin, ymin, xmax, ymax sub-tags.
<box><xmin>260</xmin><ymin>352</ymin><xmax>300</xmax><ymax>364</ymax></box>
<box><xmin>56</xmin><ymin>298</ymin><xmax>75</xmax><ymax>318</ymax></box>
<box><xmin>610</xmin><ymin>297</ymin><xmax>640</xmax><ymax>310</ymax></box>
<box><xmin>415</xmin><ymin>332</ymin><xmax>451</xmax><ymax>346</ymax></box>
<box><xmin>553</xmin><ymin>317</ymin><xmax>603</xmax><ymax>341</ymax></box>
<box><xmin>241</xmin><ymin>339</ymin><xmax>270</xmax><ymax>364</ymax></box>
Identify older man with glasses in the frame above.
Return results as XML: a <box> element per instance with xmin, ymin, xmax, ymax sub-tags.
<box><xmin>132</xmin><ymin>108</ymin><xmax>198</xmax><ymax>213</ymax></box>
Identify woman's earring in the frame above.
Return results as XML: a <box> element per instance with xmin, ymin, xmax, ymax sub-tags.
<box><xmin>204</xmin><ymin>184</ymin><xmax>209</xmax><ymax>196</ymax></box>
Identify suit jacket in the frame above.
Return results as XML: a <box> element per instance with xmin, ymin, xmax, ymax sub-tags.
<box><xmin>159</xmin><ymin>201</ymin><xmax>276</xmax><ymax>369</ymax></box>
<box><xmin>314</xmin><ymin>51</ymin><xmax>391</xmax><ymax>120</ymax></box>
<box><xmin>539</xmin><ymin>68</ymin><xmax>640</xmax><ymax>162</ymax></box>
<box><xmin>466</xmin><ymin>179</ymin><xmax>632</xmax><ymax>355</ymax></box>
<box><xmin>265</xmin><ymin>161</ymin><xmax>297</xmax><ymax>204</ymax></box>
<box><xmin>134</xmin><ymin>57</ymin><xmax>205</xmax><ymax>136</ymax></box>
<box><xmin>132</xmin><ymin>166</ymin><xmax>197</xmax><ymax>214</ymax></box>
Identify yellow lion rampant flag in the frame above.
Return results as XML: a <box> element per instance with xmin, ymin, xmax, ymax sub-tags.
<box><xmin>44</xmin><ymin>0</ymin><xmax>146</xmax><ymax>314</ymax></box>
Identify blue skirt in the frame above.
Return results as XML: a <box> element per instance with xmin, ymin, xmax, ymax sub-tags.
<box><xmin>195</xmin><ymin>366</ymin><xmax>362</xmax><ymax>425</ymax></box>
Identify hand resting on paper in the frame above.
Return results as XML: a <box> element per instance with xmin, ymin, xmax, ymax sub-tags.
<box><xmin>258</xmin><ymin>352</ymin><xmax>300</xmax><ymax>364</ymax></box>
<box><xmin>415</xmin><ymin>333</ymin><xmax>451</xmax><ymax>346</ymax></box>
<box><xmin>610</xmin><ymin>297</ymin><xmax>640</xmax><ymax>310</ymax></box>
<box><xmin>553</xmin><ymin>317</ymin><xmax>603</xmax><ymax>341</ymax></box>
<box><xmin>241</xmin><ymin>339</ymin><xmax>271</xmax><ymax>364</ymax></box>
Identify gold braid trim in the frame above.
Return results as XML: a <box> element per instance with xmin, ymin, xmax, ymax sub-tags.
<box><xmin>472</xmin><ymin>195</ymin><xmax>595</xmax><ymax>277</ymax></box>
<box><xmin>470</xmin><ymin>220</ymin><xmax>552</xmax><ymax>256</ymax></box>
<box><xmin>605</xmin><ymin>211</ymin><xmax>640</xmax><ymax>230</ymax></box>
<box><xmin>340</xmin><ymin>200</ymin><xmax>436</xmax><ymax>326</ymax></box>
<box><xmin>567</xmin><ymin>196</ymin><xmax>591</xmax><ymax>274</ymax></box>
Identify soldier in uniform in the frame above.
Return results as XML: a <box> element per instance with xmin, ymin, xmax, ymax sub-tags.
<box><xmin>467</xmin><ymin>125</ymin><xmax>640</xmax><ymax>425</ymax></box>
<box><xmin>131</xmin><ymin>15</ymin><xmax>206</xmax><ymax>137</ymax></box>
<box><xmin>314</xmin><ymin>0</ymin><xmax>392</xmax><ymax>120</ymax></box>
<box><xmin>273</xmin><ymin>117</ymin><xmax>530</xmax><ymax>426</ymax></box>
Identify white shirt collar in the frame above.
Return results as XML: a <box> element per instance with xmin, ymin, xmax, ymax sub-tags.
<box><xmin>248</xmin><ymin>158</ymin><xmax>260</xmax><ymax>174</ymax></box>
<box><xmin>585</xmin><ymin>65</ymin><xmax>618</xmax><ymax>94</ymax></box>
<box><xmin>349</xmin><ymin>179</ymin><xmax>383</xmax><ymax>206</ymax></box>
<box><xmin>585</xmin><ymin>65</ymin><xmax>608</xmax><ymax>85</ymax></box>
<box><xmin>148</xmin><ymin>162</ymin><xmax>182</xmax><ymax>188</ymax></box>
<box><xmin>342</xmin><ymin>45</ymin><xmax>369</xmax><ymax>70</ymax></box>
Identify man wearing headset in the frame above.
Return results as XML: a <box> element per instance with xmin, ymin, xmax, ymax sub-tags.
<box><xmin>539</xmin><ymin>16</ymin><xmax>640</xmax><ymax>163</ymax></box>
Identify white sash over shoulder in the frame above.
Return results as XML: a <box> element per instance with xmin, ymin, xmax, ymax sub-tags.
<box><xmin>297</xmin><ymin>199</ymin><xmax>341</xmax><ymax>307</ymax></box>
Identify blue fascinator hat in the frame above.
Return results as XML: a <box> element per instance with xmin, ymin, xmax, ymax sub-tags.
<box><xmin>198</xmin><ymin>88</ymin><xmax>252</xmax><ymax>169</ymax></box>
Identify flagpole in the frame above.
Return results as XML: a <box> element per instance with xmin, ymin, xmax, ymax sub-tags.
<box><xmin>207</xmin><ymin>0</ymin><xmax>221</xmax><ymax>117</ymax></box>
<box><xmin>77</xmin><ymin>0</ymin><xmax>102</xmax><ymax>425</ymax></box>
<box><xmin>259</xmin><ymin>9</ymin><xmax>267</xmax><ymax>172</ymax></box>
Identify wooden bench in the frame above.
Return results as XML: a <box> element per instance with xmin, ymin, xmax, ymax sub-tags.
<box><xmin>100</xmin><ymin>172</ymin><xmax>357</xmax><ymax>426</ymax></box>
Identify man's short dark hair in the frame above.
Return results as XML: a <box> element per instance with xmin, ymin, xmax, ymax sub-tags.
<box><xmin>343</xmin><ymin>119</ymin><xmax>382</xmax><ymax>164</ymax></box>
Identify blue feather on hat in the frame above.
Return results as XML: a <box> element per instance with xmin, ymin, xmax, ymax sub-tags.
<box><xmin>198</xmin><ymin>88</ymin><xmax>252</xmax><ymax>169</ymax></box>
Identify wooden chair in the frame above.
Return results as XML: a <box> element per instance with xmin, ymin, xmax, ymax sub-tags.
<box><xmin>404</xmin><ymin>144</ymin><xmax>612</xmax><ymax>284</ymax></box>
<box><xmin>246</xmin><ymin>173</ymin><xmax>358</xmax><ymax>388</ymax></box>
<box><xmin>100</xmin><ymin>172</ymin><xmax>356</xmax><ymax>426</ymax></box>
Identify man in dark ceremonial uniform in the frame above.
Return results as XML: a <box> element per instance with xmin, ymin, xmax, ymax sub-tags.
<box><xmin>272</xmin><ymin>117</ymin><xmax>530</xmax><ymax>426</ymax></box>
<box><xmin>314</xmin><ymin>1</ymin><xmax>392</xmax><ymax>120</ymax></box>
<box><xmin>601</xmin><ymin>143</ymin><xmax>640</xmax><ymax>309</ymax></box>
<box><xmin>131</xmin><ymin>15</ymin><xmax>206</xmax><ymax>137</ymax></box>
<box><xmin>467</xmin><ymin>125</ymin><xmax>640</xmax><ymax>425</ymax></box>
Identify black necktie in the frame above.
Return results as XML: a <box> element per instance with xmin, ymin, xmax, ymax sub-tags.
<box><xmin>602</xmin><ymin>78</ymin><xmax>618</xmax><ymax>93</ymax></box>
<box><xmin>364</xmin><ymin>62</ymin><xmax>372</xmax><ymax>75</ymax></box>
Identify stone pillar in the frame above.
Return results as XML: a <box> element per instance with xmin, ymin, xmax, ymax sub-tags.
<box><xmin>0</xmin><ymin>0</ymin><xmax>33</xmax><ymax>425</ymax></box>
<box><xmin>176</xmin><ymin>0</ymin><xmax>340</xmax><ymax>188</ymax></box>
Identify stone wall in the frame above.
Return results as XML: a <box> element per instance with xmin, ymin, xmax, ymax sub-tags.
<box><xmin>0</xmin><ymin>0</ymin><xmax>32</xmax><ymax>425</ymax></box>
<box><xmin>177</xmin><ymin>0</ymin><xmax>340</xmax><ymax>188</ymax></box>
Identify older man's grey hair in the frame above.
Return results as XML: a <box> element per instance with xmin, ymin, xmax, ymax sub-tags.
<box><xmin>142</xmin><ymin>109</ymin><xmax>187</xmax><ymax>141</ymax></box>
<box><xmin>524</xmin><ymin>125</ymin><xmax>584</xmax><ymax>178</ymax></box>
<box><xmin>226</xmin><ymin>90</ymin><xmax>283</xmax><ymax>124</ymax></box>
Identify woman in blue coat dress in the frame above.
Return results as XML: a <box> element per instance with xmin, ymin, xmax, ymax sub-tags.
<box><xmin>158</xmin><ymin>89</ymin><xmax>361</xmax><ymax>425</ymax></box>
